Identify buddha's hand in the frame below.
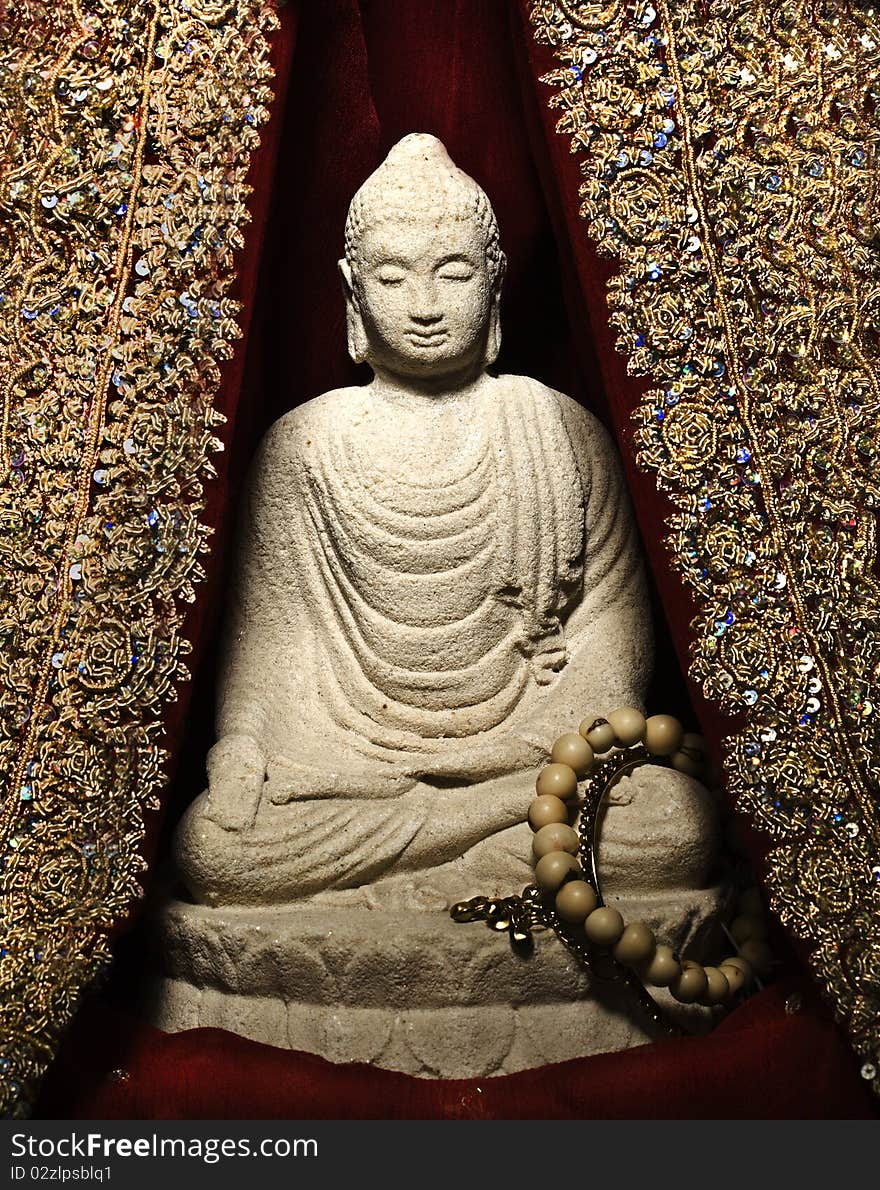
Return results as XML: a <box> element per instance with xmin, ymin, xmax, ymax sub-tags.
<box><xmin>203</xmin><ymin>733</ymin><xmax>266</xmax><ymax>832</ymax></box>
<box><xmin>404</xmin><ymin>733</ymin><xmax>545</xmax><ymax>784</ymax></box>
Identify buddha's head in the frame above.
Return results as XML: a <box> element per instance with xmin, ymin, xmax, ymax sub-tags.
<box><xmin>340</xmin><ymin>134</ymin><xmax>506</xmax><ymax>384</ymax></box>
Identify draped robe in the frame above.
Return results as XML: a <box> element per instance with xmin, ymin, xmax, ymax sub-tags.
<box><xmin>177</xmin><ymin>375</ymin><xmax>652</xmax><ymax>906</ymax></box>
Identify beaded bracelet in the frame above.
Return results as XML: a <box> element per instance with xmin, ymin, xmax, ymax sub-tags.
<box><xmin>451</xmin><ymin>707</ymin><xmax>772</xmax><ymax>1029</ymax></box>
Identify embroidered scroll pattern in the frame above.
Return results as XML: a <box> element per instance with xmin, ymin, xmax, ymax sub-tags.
<box><xmin>0</xmin><ymin>1</ymin><xmax>277</xmax><ymax>1116</ymax></box>
<box><xmin>531</xmin><ymin>0</ymin><xmax>880</xmax><ymax>1087</ymax></box>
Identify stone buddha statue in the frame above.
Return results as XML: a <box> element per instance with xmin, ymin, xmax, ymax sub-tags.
<box><xmin>154</xmin><ymin>135</ymin><xmax>723</xmax><ymax>1076</ymax></box>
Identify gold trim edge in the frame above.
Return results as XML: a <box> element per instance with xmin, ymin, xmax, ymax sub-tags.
<box><xmin>530</xmin><ymin>0</ymin><xmax>880</xmax><ymax>1093</ymax></box>
<box><xmin>0</xmin><ymin>0</ymin><xmax>278</xmax><ymax>1117</ymax></box>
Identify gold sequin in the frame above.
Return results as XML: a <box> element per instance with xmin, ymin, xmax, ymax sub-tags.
<box><xmin>531</xmin><ymin>0</ymin><xmax>880</xmax><ymax>1088</ymax></box>
<box><xmin>0</xmin><ymin>1</ymin><xmax>277</xmax><ymax>1118</ymax></box>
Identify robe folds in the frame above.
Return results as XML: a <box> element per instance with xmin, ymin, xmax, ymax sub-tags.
<box><xmin>178</xmin><ymin>375</ymin><xmax>650</xmax><ymax>904</ymax></box>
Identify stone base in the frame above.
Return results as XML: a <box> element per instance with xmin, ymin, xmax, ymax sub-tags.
<box><xmin>144</xmin><ymin>885</ymin><xmax>727</xmax><ymax>1078</ymax></box>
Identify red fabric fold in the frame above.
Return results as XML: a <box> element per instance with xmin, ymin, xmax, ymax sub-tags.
<box><xmin>36</xmin><ymin>979</ymin><xmax>875</xmax><ymax>1120</ymax></box>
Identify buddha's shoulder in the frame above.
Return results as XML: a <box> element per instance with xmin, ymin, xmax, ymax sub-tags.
<box><xmin>497</xmin><ymin>374</ymin><xmax>614</xmax><ymax>453</ymax></box>
<box><xmin>257</xmin><ymin>387</ymin><xmax>368</xmax><ymax>457</ymax></box>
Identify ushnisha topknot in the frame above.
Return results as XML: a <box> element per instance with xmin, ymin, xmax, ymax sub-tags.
<box><xmin>344</xmin><ymin>133</ymin><xmax>505</xmax><ymax>287</ymax></box>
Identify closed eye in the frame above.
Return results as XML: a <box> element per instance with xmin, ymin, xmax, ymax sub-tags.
<box><xmin>375</xmin><ymin>268</ymin><xmax>407</xmax><ymax>286</ymax></box>
<box><xmin>437</xmin><ymin>268</ymin><xmax>474</xmax><ymax>282</ymax></box>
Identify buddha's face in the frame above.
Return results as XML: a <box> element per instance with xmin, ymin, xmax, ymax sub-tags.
<box><xmin>350</xmin><ymin>210</ymin><xmax>494</xmax><ymax>382</ymax></box>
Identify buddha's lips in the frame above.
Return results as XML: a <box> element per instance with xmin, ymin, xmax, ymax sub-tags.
<box><xmin>406</xmin><ymin>329</ymin><xmax>448</xmax><ymax>345</ymax></box>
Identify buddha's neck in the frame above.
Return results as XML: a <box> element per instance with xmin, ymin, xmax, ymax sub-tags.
<box><xmin>368</xmin><ymin>367</ymin><xmax>495</xmax><ymax>412</ymax></box>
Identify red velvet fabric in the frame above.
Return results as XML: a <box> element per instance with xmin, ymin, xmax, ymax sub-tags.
<box><xmin>35</xmin><ymin>0</ymin><xmax>876</xmax><ymax>1119</ymax></box>
<box><xmin>36</xmin><ymin>979</ymin><xmax>876</xmax><ymax>1120</ymax></box>
<box><xmin>508</xmin><ymin>2</ymin><xmax>752</xmax><ymax>832</ymax></box>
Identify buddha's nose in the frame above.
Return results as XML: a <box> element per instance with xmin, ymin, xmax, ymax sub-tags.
<box><xmin>409</xmin><ymin>281</ymin><xmax>443</xmax><ymax>324</ymax></box>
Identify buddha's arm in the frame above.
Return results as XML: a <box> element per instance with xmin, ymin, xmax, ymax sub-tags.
<box><xmin>239</xmin><ymin>776</ymin><xmax>532</xmax><ymax>896</ymax></box>
<box><xmin>205</xmin><ymin>414</ymin><xmax>306</xmax><ymax>830</ymax></box>
<box><xmin>510</xmin><ymin>394</ymin><xmax>653</xmax><ymax>744</ymax></box>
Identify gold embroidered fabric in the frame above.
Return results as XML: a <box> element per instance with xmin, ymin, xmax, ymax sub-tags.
<box><xmin>0</xmin><ymin>1</ymin><xmax>277</xmax><ymax>1117</ymax></box>
<box><xmin>530</xmin><ymin>0</ymin><xmax>880</xmax><ymax>1087</ymax></box>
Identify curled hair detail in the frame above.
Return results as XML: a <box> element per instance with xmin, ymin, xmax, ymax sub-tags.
<box><xmin>343</xmin><ymin>135</ymin><xmax>506</xmax><ymax>292</ymax></box>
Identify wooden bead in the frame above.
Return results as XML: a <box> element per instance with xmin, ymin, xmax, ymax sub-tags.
<box><xmin>671</xmin><ymin>962</ymin><xmax>709</xmax><ymax>1004</ymax></box>
<box><xmin>640</xmin><ymin>944</ymin><xmax>681</xmax><ymax>988</ymax></box>
<box><xmin>613</xmin><ymin>921</ymin><xmax>656</xmax><ymax>965</ymax></box>
<box><xmin>532</xmin><ymin>822</ymin><xmax>579</xmax><ymax>860</ymax></box>
<box><xmin>534</xmin><ymin>851</ymin><xmax>581</xmax><ymax>893</ymax></box>
<box><xmin>551</xmin><ymin>732</ymin><xmax>594</xmax><ymax>778</ymax></box>
<box><xmin>606</xmin><ymin>706</ymin><xmax>647</xmax><ymax>747</ymax></box>
<box><xmin>670</xmin><ymin>733</ymin><xmax>709</xmax><ymax>779</ymax></box>
<box><xmin>719</xmin><ymin>965</ymin><xmax>745</xmax><ymax>995</ymax></box>
<box><xmin>579</xmin><ymin>717</ymin><xmax>616</xmax><ymax>755</ymax></box>
<box><xmin>670</xmin><ymin>753</ymin><xmax>705</xmax><ymax>780</ymax></box>
<box><xmin>528</xmin><ymin>794</ymin><xmax>568</xmax><ymax>832</ymax></box>
<box><xmin>701</xmin><ymin>966</ymin><xmax>731</xmax><ymax>1005</ymax></box>
<box><xmin>719</xmin><ymin>956</ymin><xmax>753</xmax><ymax>995</ymax></box>
<box><xmin>555</xmin><ymin>880</ymin><xmax>598</xmax><ymax>924</ymax></box>
<box><xmin>584</xmin><ymin>906</ymin><xmax>625</xmax><ymax>946</ymax></box>
<box><xmin>681</xmin><ymin>732</ymin><xmax>706</xmax><ymax>754</ymax></box>
<box><xmin>644</xmin><ymin>714</ymin><xmax>684</xmax><ymax>757</ymax></box>
<box><xmin>722</xmin><ymin>955</ymin><xmax>754</xmax><ymax>979</ymax></box>
<box><xmin>738</xmin><ymin>938</ymin><xmax>774</xmax><ymax>974</ymax></box>
<box><xmin>535</xmin><ymin>762</ymin><xmax>578</xmax><ymax>801</ymax></box>
<box><xmin>730</xmin><ymin>913</ymin><xmax>767</xmax><ymax>945</ymax></box>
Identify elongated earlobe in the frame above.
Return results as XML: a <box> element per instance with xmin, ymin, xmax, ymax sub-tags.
<box><xmin>483</xmin><ymin>251</ymin><xmax>506</xmax><ymax>369</ymax></box>
<box><xmin>339</xmin><ymin>259</ymin><xmax>368</xmax><ymax>365</ymax></box>
<box><xmin>483</xmin><ymin>297</ymin><xmax>502</xmax><ymax>369</ymax></box>
<box><xmin>346</xmin><ymin>305</ymin><xmax>369</xmax><ymax>365</ymax></box>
